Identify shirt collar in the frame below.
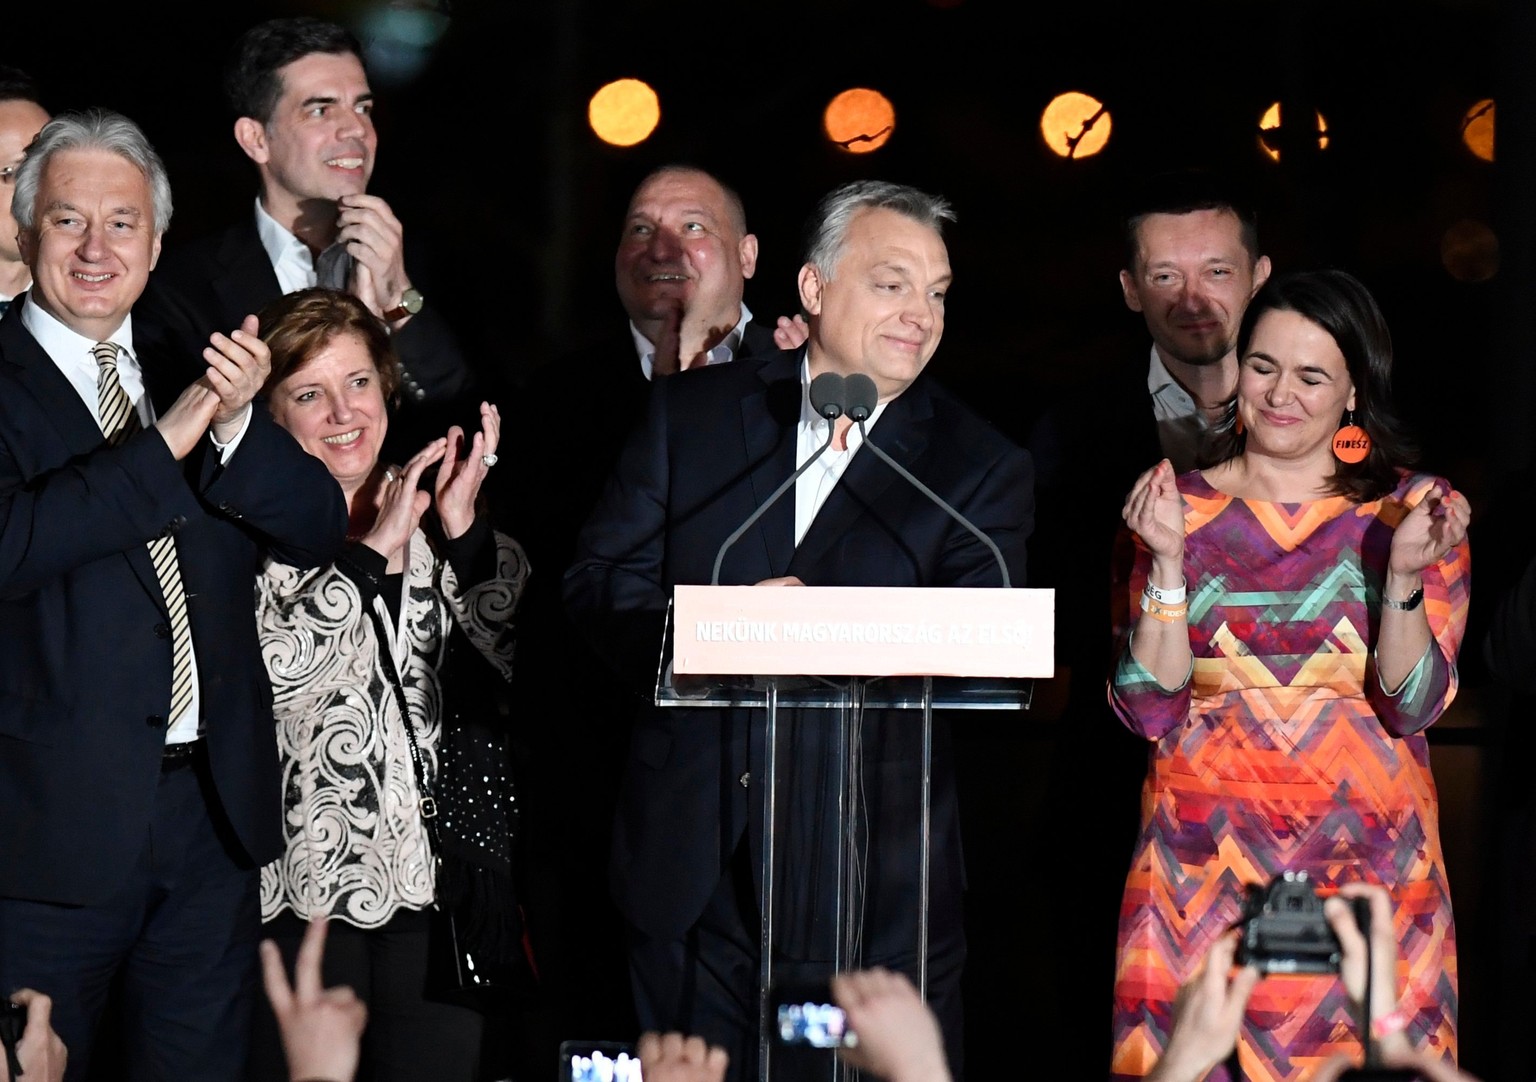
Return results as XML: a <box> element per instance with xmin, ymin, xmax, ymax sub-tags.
<box><xmin>1146</xmin><ymin>343</ymin><xmax>1180</xmax><ymax>397</ymax></box>
<box><xmin>631</xmin><ymin>302</ymin><xmax>753</xmax><ymax>381</ymax></box>
<box><xmin>255</xmin><ymin>197</ymin><xmax>314</xmax><ymax>272</ymax></box>
<box><xmin>798</xmin><ymin>354</ymin><xmax>887</xmax><ymax>436</ymax></box>
<box><xmin>20</xmin><ymin>293</ymin><xmax>136</xmax><ymax>368</ymax></box>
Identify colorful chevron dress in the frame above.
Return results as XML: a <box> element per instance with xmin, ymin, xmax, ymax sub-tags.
<box><xmin>1107</xmin><ymin>469</ymin><xmax>1467</xmax><ymax>1081</ymax></box>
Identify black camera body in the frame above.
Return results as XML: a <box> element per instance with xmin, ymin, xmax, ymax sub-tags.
<box><xmin>0</xmin><ymin>999</ymin><xmax>25</xmax><ymax>1077</ymax></box>
<box><xmin>1236</xmin><ymin>870</ymin><xmax>1342</xmax><ymax>974</ymax></box>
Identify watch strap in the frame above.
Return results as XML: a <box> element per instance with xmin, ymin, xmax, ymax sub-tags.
<box><xmin>1381</xmin><ymin>586</ymin><xmax>1424</xmax><ymax>612</ymax></box>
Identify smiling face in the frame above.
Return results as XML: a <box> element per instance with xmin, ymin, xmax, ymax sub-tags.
<box><xmin>1121</xmin><ymin>208</ymin><xmax>1270</xmax><ymax>370</ymax></box>
<box><xmin>1236</xmin><ymin>308</ymin><xmax>1356</xmax><ymax>468</ymax></box>
<box><xmin>237</xmin><ymin>50</ymin><xmax>376</xmax><ymax>229</ymax></box>
<box><xmin>799</xmin><ymin>206</ymin><xmax>951</xmax><ymax>400</ymax></box>
<box><xmin>19</xmin><ymin>147</ymin><xmax>161</xmax><ymax>341</ymax></box>
<box><xmin>613</xmin><ymin>169</ymin><xmax>757</xmax><ymax>338</ymax></box>
<box><xmin>266</xmin><ymin>331</ymin><xmax>387</xmax><ymax>499</ymax></box>
<box><xmin>0</xmin><ymin>98</ymin><xmax>50</xmax><ymax>267</ymax></box>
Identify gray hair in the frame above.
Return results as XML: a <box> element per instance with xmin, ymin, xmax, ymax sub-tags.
<box><xmin>803</xmin><ymin>180</ymin><xmax>955</xmax><ymax>280</ymax></box>
<box><xmin>12</xmin><ymin>109</ymin><xmax>173</xmax><ymax>235</ymax></box>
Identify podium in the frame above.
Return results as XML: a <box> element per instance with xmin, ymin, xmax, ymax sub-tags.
<box><xmin>660</xmin><ymin>585</ymin><xmax>1053</xmax><ymax>1080</ymax></box>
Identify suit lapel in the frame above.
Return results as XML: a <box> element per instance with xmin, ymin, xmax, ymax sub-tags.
<box><xmin>1</xmin><ymin>299</ymin><xmax>170</xmax><ymax>607</ymax></box>
<box><xmin>740</xmin><ymin>352</ymin><xmax>801</xmax><ymax>580</ymax></box>
<box><xmin>788</xmin><ymin>377</ymin><xmax>933</xmax><ymax>580</ymax></box>
<box><xmin>1</xmin><ymin>299</ymin><xmax>119</xmax><ymax>458</ymax></box>
<box><xmin>214</xmin><ymin>222</ymin><xmax>283</xmax><ymax>334</ymax></box>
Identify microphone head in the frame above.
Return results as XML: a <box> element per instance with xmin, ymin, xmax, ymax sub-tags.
<box><xmin>845</xmin><ymin>373</ymin><xmax>878</xmax><ymax>422</ymax></box>
<box><xmin>809</xmin><ymin>372</ymin><xmax>847</xmax><ymax>419</ymax></box>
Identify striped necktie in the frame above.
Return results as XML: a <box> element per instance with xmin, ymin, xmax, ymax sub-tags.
<box><xmin>94</xmin><ymin>342</ymin><xmax>195</xmax><ymax>727</ymax></box>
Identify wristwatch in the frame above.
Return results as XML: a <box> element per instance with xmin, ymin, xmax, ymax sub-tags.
<box><xmin>383</xmin><ymin>287</ymin><xmax>424</xmax><ymax>322</ymax></box>
<box><xmin>1381</xmin><ymin>586</ymin><xmax>1424</xmax><ymax>612</ymax></box>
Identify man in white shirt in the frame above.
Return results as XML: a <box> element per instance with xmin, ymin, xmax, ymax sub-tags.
<box><xmin>615</xmin><ymin>165</ymin><xmax>781</xmax><ymax>379</ymax></box>
<box><xmin>137</xmin><ymin>15</ymin><xmax>475</xmax><ymax>458</ymax></box>
<box><xmin>0</xmin><ymin>109</ymin><xmax>346</xmax><ymax>1081</ymax></box>
<box><xmin>0</xmin><ymin>67</ymin><xmax>49</xmax><ymax>318</ymax></box>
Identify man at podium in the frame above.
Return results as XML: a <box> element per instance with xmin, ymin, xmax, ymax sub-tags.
<box><xmin>564</xmin><ymin>179</ymin><xmax>1034</xmax><ymax>1080</ymax></box>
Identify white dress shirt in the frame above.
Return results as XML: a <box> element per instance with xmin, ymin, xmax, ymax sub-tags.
<box><xmin>631</xmin><ymin>303</ymin><xmax>754</xmax><ymax>382</ymax></box>
<box><xmin>255</xmin><ymin>197</ymin><xmax>320</xmax><ymax>295</ymax></box>
<box><xmin>21</xmin><ymin>300</ymin><xmax>250</xmax><ymax>743</ymax></box>
<box><xmin>793</xmin><ymin>357</ymin><xmax>888</xmax><ymax>547</ymax></box>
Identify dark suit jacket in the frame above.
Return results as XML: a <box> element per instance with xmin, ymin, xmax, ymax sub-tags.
<box><xmin>136</xmin><ymin>215</ymin><xmax>477</xmax><ymax>457</ymax></box>
<box><xmin>0</xmin><ymin>297</ymin><xmax>348</xmax><ymax>905</ymax></box>
<box><xmin>498</xmin><ymin>317</ymin><xmax>780</xmax><ymax>597</ymax></box>
<box><xmin>563</xmin><ymin>350</ymin><xmax>1034</xmax><ymax>944</ymax></box>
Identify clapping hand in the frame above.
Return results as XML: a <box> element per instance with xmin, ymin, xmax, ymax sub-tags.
<box><xmin>434</xmin><ymin>402</ymin><xmax>499</xmax><ymax>539</ymax></box>
<box><xmin>1388</xmin><ymin>485</ymin><xmax>1470</xmax><ymax>579</ymax></box>
<box><xmin>360</xmin><ymin>438</ymin><xmax>445</xmax><ymax>569</ymax></box>
<box><xmin>1123</xmin><ymin>459</ymin><xmax>1185</xmax><ymax>562</ymax></box>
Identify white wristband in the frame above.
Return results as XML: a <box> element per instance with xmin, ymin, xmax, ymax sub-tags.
<box><xmin>1143</xmin><ymin>578</ymin><xmax>1187</xmax><ymax>605</ymax></box>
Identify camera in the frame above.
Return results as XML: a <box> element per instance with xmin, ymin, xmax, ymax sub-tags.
<box><xmin>1235</xmin><ymin>870</ymin><xmax>1342</xmax><ymax>974</ymax></box>
<box><xmin>771</xmin><ymin>980</ymin><xmax>857</xmax><ymax>1049</ymax></box>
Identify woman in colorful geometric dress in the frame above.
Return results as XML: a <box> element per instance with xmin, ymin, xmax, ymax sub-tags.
<box><xmin>1109</xmin><ymin>269</ymin><xmax>1471</xmax><ymax>1081</ymax></box>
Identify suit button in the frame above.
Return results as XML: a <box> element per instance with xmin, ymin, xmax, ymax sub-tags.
<box><xmin>738</xmin><ymin>772</ymin><xmax>751</xmax><ymax>789</ymax></box>
<box><xmin>154</xmin><ymin>623</ymin><xmax>170</xmax><ymax>639</ymax></box>
<box><xmin>146</xmin><ymin>715</ymin><xmax>165</xmax><ymax>728</ymax></box>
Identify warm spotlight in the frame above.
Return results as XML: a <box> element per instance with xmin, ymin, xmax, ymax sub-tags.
<box><xmin>1257</xmin><ymin>102</ymin><xmax>1329</xmax><ymax>162</ymax></box>
<box><xmin>823</xmin><ymin>88</ymin><xmax>896</xmax><ymax>154</ymax></box>
<box><xmin>1441</xmin><ymin>219</ymin><xmax>1499</xmax><ymax>282</ymax></box>
<box><xmin>1461</xmin><ymin>99</ymin><xmax>1494</xmax><ymax>162</ymax></box>
<box><xmin>1039</xmin><ymin>92</ymin><xmax>1111</xmax><ymax>159</ymax></box>
<box><xmin>589</xmin><ymin>79</ymin><xmax>660</xmax><ymax>147</ymax></box>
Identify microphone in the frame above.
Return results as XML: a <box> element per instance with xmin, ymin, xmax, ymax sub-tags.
<box><xmin>843</xmin><ymin>372</ymin><xmax>1013</xmax><ymax>588</ymax></box>
<box><xmin>709</xmin><ymin>372</ymin><xmax>847</xmax><ymax>585</ymax></box>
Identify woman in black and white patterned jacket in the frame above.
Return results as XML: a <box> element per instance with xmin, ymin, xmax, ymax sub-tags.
<box><xmin>248</xmin><ymin>287</ymin><xmax>528</xmax><ymax>1082</ymax></box>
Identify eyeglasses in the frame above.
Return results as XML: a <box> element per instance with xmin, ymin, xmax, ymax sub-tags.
<box><xmin>0</xmin><ymin>164</ymin><xmax>17</xmax><ymax>186</ymax></box>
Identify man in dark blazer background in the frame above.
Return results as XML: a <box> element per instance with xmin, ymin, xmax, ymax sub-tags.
<box><xmin>0</xmin><ymin>109</ymin><xmax>346</xmax><ymax>1080</ymax></box>
<box><xmin>565</xmin><ymin>179</ymin><xmax>1034</xmax><ymax>1080</ymax></box>
<box><xmin>136</xmin><ymin>15</ymin><xmax>476</xmax><ymax>461</ymax></box>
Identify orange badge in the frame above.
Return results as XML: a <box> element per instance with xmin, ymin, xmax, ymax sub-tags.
<box><xmin>1332</xmin><ymin>424</ymin><xmax>1372</xmax><ymax>464</ymax></box>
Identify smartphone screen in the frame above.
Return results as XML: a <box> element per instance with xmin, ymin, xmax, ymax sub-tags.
<box><xmin>559</xmin><ymin>1040</ymin><xmax>643</xmax><ymax>1082</ymax></box>
<box><xmin>771</xmin><ymin>981</ymin><xmax>856</xmax><ymax>1049</ymax></box>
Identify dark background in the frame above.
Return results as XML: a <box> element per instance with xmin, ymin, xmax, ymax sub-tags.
<box><xmin>9</xmin><ymin>0</ymin><xmax>1535</xmax><ymax>1078</ymax></box>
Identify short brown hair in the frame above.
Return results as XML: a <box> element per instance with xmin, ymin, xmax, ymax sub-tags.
<box><xmin>258</xmin><ymin>287</ymin><xmax>400</xmax><ymax>403</ymax></box>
